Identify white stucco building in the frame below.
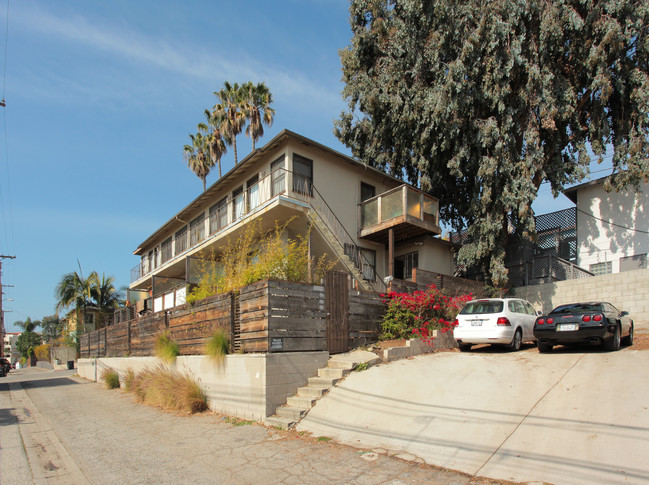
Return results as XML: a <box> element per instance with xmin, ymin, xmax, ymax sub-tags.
<box><xmin>563</xmin><ymin>176</ymin><xmax>649</xmax><ymax>275</ymax></box>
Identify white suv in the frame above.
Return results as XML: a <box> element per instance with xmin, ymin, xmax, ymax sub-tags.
<box><xmin>453</xmin><ymin>298</ymin><xmax>538</xmax><ymax>352</ymax></box>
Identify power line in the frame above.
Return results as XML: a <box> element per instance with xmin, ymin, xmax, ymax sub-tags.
<box><xmin>576</xmin><ymin>207</ymin><xmax>649</xmax><ymax>235</ymax></box>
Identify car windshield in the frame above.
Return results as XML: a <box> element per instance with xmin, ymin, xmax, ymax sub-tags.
<box><xmin>460</xmin><ymin>301</ymin><xmax>504</xmax><ymax>315</ymax></box>
<box><xmin>551</xmin><ymin>303</ymin><xmax>603</xmax><ymax>314</ymax></box>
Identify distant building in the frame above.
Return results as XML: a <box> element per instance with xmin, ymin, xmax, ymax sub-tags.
<box><xmin>563</xmin><ymin>176</ymin><xmax>649</xmax><ymax>275</ymax></box>
<box><xmin>3</xmin><ymin>332</ymin><xmax>21</xmax><ymax>364</ymax></box>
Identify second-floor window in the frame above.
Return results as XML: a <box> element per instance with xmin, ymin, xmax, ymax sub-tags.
<box><xmin>271</xmin><ymin>156</ymin><xmax>285</xmax><ymax>197</ymax></box>
<box><xmin>247</xmin><ymin>174</ymin><xmax>260</xmax><ymax>211</ymax></box>
<box><xmin>209</xmin><ymin>197</ymin><xmax>228</xmax><ymax>234</ymax></box>
<box><xmin>361</xmin><ymin>182</ymin><xmax>375</xmax><ymax>202</ymax></box>
<box><xmin>232</xmin><ymin>187</ymin><xmax>244</xmax><ymax>220</ymax></box>
<box><xmin>293</xmin><ymin>154</ymin><xmax>313</xmax><ymax>195</ymax></box>
<box><xmin>190</xmin><ymin>213</ymin><xmax>205</xmax><ymax>246</ymax></box>
<box><xmin>161</xmin><ymin>237</ymin><xmax>172</xmax><ymax>264</ymax></box>
<box><xmin>175</xmin><ymin>226</ymin><xmax>188</xmax><ymax>255</ymax></box>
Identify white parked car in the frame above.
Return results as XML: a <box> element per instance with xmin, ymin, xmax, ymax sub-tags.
<box><xmin>453</xmin><ymin>298</ymin><xmax>539</xmax><ymax>352</ymax></box>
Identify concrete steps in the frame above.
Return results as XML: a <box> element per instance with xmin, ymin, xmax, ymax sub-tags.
<box><xmin>263</xmin><ymin>351</ymin><xmax>379</xmax><ymax>430</ymax></box>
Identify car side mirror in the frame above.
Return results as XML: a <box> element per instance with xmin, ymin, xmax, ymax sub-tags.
<box><xmin>620</xmin><ymin>311</ymin><xmax>629</xmax><ymax>317</ymax></box>
<box><xmin>536</xmin><ymin>310</ymin><xmax>543</xmax><ymax>316</ymax></box>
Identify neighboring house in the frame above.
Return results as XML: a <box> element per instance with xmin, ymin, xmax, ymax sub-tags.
<box><xmin>3</xmin><ymin>332</ymin><xmax>20</xmax><ymax>364</ymax></box>
<box><xmin>129</xmin><ymin>130</ymin><xmax>455</xmax><ymax>308</ymax></box>
<box><xmin>64</xmin><ymin>307</ymin><xmax>101</xmax><ymax>336</ymax></box>
<box><xmin>563</xmin><ymin>176</ymin><xmax>649</xmax><ymax>275</ymax></box>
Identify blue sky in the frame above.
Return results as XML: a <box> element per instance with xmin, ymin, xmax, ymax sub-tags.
<box><xmin>0</xmin><ymin>0</ymin><xmax>583</xmax><ymax>332</ymax></box>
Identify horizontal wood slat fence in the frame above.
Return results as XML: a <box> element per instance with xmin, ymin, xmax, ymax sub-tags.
<box><xmin>80</xmin><ymin>272</ymin><xmax>482</xmax><ymax>359</ymax></box>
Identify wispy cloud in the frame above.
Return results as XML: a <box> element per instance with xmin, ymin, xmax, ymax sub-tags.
<box><xmin>13</xmin><ymin>3</ymin><xmax>342</xmax><ymax>110</ymax></box>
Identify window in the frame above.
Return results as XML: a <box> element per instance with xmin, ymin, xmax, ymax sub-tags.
<box><xmin>620</xmin><ymin>254</ymin><xmax>647</xmax><ymax>272</ymax></box>
<box><xmin>509</xmin><ymin>300</ymin><xmax>525</xmax><ymax>314</ymax></box>
<box><xmin>84</xmin><ymin>313</ymin><xmax>94</xmax><ymax>324</ymax></box>
<box><xmin>360</xmin><ymin>248</ymin><xmax>376</xmax><ymax>282</ymax></box>
<box><xmin>247</xmin><ymin>174</ymin><xmax>260</xmax><ymax>211</ymax></box>
<box><xmin>174</xmin><ymin>226</ymin><xmax>188</xmax><ymax>255</ymax></box>
<box><xmin>293</xmin><ymin>154</ymin><xmax>313</xmax><ymax>195</ymax></box>
<box><xmin>161</xmin><ymin>237</ymin><xmax>172</xmax><ymax>264</ymax></box>
<box><xmin>209</xmin><ymin>197</ymin><xmax>228</xmax><ymax>234</ymax></box>
<box><xmin>271</xmin><ymin>156</ymin><xmax>285</xmax><ymax>196</ymax></box>
<box><xmin>189</xmin><ymin>213</ymin><xmax>205</xmax><ymax>246</ymax></box>
<box><xmin>361</xmin><ymin>182</ymin><xmax>375</xmax><ymax>202</ymax></box>
<box><xmin>589</xmin><ymin>261</ymin><xmax>612</xmax><ymax>276</ymax></box>
<box><xmin>394</xmin><ymin>251</ymin><xmax>419</xmax><ymax>279</ymax></box>
<box><xmin>232</xmin><ymin>187</ymin><xmax>244</xmax><ymax>220</ymax></box>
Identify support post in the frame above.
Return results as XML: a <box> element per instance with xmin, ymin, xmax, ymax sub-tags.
<box><xmin>388</xmin><ymin>228</ymin><xmax>394</xmax><ymax>278</ymax></box>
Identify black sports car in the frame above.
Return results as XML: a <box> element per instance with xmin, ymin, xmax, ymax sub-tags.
<box><xmin>534</xmin><ymin>302</ymin><xmax>634</xmax><ymax>352</ymax></box>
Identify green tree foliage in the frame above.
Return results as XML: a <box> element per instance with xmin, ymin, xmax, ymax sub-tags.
<box><xmin>336</xmin><ymin>0</ymin><xmax>649</xmax><ymax>285</ymax></box>
<box><xmin>242</xmin><ymin>81</ymin><xmax>275</xmax><ymax>151</ymax></box>
<box><xmin>92</xmin><ymin>273</ymin><xmax>123</xmax><ymax>328</ymax></box>
<box><xmin>16</xmin><ymin>325</ymin><xmax>43</xmax><ymax>360</ymax></box>
<box><xmin>13</xmin><ymin>317</ymin><xmax>40</xmax><ymax>333</ymax></box>
<box><xmin>40</xmin><ymin>314</ymin><xmax>63</xmax><ymax>343</ymax></box>
<box><xmin>212</xmin><ymin>81</ymin><xmax>247</xmax><ymax>165</ymax></box>
<box><xmin>183</xmin><ymin>132</ymin><xmax>213</xmax><ymax>191</ymax></box>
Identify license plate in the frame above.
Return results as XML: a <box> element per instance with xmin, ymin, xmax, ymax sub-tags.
<box><xmin>557</xmin><ymin>323</ymin><xmax>578</xmax><ymax>331</ymax></box>
<box><xmin>471</xmin><ymin>321</ymin><xmax>482</xmax><ymax>326</ymax></box>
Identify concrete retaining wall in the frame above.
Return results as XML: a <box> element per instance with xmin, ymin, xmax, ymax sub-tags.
<box><xmin>510</xmin><ymin>267</ymin><xmax>649</xmax><ymax>328</ymax></box>
<box><xmin>78</xmin><ymin>351</ymin><xmax>328</xmax><ymax>421</ymax></box>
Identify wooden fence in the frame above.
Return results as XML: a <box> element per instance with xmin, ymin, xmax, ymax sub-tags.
<box><xmin>80</xmin><ymin>278</ymin><xmax>386</xmax><ymax>358</ymax></box>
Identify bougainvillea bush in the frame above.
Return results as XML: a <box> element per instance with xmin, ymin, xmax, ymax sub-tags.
<box><xmin>380</xmin><ymin>285</ymin><xmax>472</xmax><ymax>345</ymax></box>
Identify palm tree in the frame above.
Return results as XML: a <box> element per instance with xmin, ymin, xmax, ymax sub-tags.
<box><xmin>184</xmin><ymin>132</ymin><xmax>213</xmax><ymax>191</ymax></box>
<box><xmin>198</xmin><ymin>109</ymin><xmax>228</xmax><ymax>179</ymax></box>
<box><xmin>92</xmin><ymin>273</ymin><xmax>122</xmax><ymax>328</ymax></box>
<box><xmin>55</xmin><ymin>267</ymin><xmax>98</xmax><ymax>336</ymax></box>
<box><xmin>212</xmin><ymin>81</ymin><xmax>246</xmax><ymax>164</ymax></box>
<box><xmin>242</xmin><ymin>81</ymin><xmax>275</xmax><ymax>151</ymax></box>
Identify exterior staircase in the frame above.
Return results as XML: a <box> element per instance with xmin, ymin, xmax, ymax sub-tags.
<box><xmin>307</xmin><ymin>209</ymin><xmax>375</xmax><ymax>292</ymax></box>
<box><xmin>264</xmin><ymin>350</ymin><xmax>380</xmax><ymax>429</ymax></box>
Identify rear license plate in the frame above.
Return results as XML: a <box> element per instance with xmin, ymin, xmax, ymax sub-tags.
<box><xmin>470</xmin><ymin>320</ymin><xmax>483</xmax><ymax>326</ymax></box>
<box><xmin>557</xmin><ymin>323</ymin><xmax>578</xmax><ymax>331</ymax></box>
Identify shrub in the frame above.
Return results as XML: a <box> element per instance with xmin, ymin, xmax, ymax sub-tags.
<box><xmin>205</xmin><ymin>328</ymin><xmax>229</xmax><ymax>363</ymax></box>
<box><xmin>155</xmin><ymin>331</ymin><xmax>179</xmax><ymax>364</ymax></box>
<box><xmin>34</xmin><ymin>343</ymin><xmax>51</xmax><ymax>361</ymax></box>
<box><xmin>100</xmin><ymin>368</ymin><xmax>121</xmax><ymax>389</ymax></box>
<box><xmin>126</xmin><ymin>366</ymin><xmax>207</xmax><ymax>414</ymax></box>
<box><xmin>123</xmin><ymin>368</ymin><xmax>136</xmax><ymax>392</ymax></box>
<box><xmin>381</xmin><ymin>285</ymin><xmax>472</xmax><ymax>344</ymax></box>
<box><xmin>187</xmin><ymin>218</ymin><xmax>335</xmax><ymax>303</ymax></box>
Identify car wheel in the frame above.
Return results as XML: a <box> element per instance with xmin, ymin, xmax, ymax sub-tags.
<box><xmin>508</xmin><ymin>329</ymin><xmax>522</xmax><ymax>352</ymax></box>
<box><xmin>622</xmin><ymin>323</ymin><xmax>634</xmax><ymax>347</ymax></box>
<box><xmin>537</xmin><ymin>341</ymin><xmax>553</xmax><ymax>353</ymax></box>
<box><xmin>458</xmin><ymin>343</ymin><xmax>472</xmax><ymax>352</ymax></box>
<box><xmin>604</xmin><ymin>324</ymin><xmax>621</xmax><ymax>351</ymax></box>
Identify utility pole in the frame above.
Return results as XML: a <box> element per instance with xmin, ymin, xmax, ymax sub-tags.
<box><xmin>0</xmin><ymin>255</ymin><xmax>16</xmax><ymax>358</ymax></box>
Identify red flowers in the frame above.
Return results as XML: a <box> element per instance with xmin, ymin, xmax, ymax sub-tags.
<box><xmin>380</xmin><ymin>284</ymin><xmax>472</xmax><ymax>347</ymax></box>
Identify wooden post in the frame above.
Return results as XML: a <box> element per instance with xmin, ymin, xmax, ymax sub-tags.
<box><xmin>127</xmin><ymin>321</ymin><xmax>131</xmax><ymax>356</ymax></box>
<box><xmin>388</xmin><ymin>228</ymin><xmax>394</xmax><ymax>278</ymax></box>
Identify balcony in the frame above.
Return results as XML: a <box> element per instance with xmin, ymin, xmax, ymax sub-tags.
<box><xmin>130</xmin><ymin>168</ymin><xmax>310</xmax><ymax>285</ymax></box>
<box><xmin>358</xmin><ymin>185</ymin><xmax>441</xmax><ymax>244</ymax></box>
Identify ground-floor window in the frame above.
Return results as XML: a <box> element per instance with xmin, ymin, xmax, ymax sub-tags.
<box><xmin>589</xmin><ymin>261</ymin><xmax>612</xmax><ymax>276</ymax></box>
<box><xmin>394</xmin><ymin>251</ymin><xmax>418</xmax><ymax>279</ymax></box>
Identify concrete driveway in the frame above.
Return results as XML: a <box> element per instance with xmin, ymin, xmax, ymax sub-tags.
<box><xmin>297</xmin><ymin>344</ymin><xmax>649</xmax><ymax>484</ymax></box>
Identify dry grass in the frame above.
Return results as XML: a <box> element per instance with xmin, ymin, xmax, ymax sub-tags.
<box><xmin>122</xmin><ymin>368</ymin><xmax>136</xmax><ymax>392</ymax></box>
<box><xmin>128</xmin><ymin>365</ymin><xmax>207</xmax><ymax>414</ymax></box>
<box><xmin>100</xmin><ymin>367</ymin><xmax>120</xmax><ymax>389</ymax></box>
<box><xmin>155</xmin><ymin>331</ymin><xmax>180</xmax><ymax>364</ymax></box>
<box><xmin>206</xmin><ymin>328</ymin><xmax>229</xmax><ymax>363</ymax></box>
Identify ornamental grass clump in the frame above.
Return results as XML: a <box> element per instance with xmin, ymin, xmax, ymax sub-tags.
<box><xmin>155</xmin><ymin>331</ymin><xmax>179</xmax><ymax>364</ymax></box>
<box><xmin>100</xmin><ymin>367</ymin><xmax>120</xmax><ymax>389</ymax></box>
<box><xmin>206</xmin><ymin>328</ymin><xmax>229</xmax><ymax>363</ymax></box>
<box><xmin>128</xmin><ymin>366</ymin><xmax>207</xmax><ymax>414</ymax></box>
<box><xmin>380</xmin><ymin>284</ymin><xmax>472</xmax><ymax>345</ymax></box>
<box><xmin>122</xmin><ymin>368</ymin><xmax>136</xmax><ymax>392</ymax></box>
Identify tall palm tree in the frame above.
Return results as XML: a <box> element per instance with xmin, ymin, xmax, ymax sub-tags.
<box><xmin>198</xmin><ymin>109</ymin><xmax>228</xmax><ymax>179</ymax></box>
<box><xmin>55</xmin><ymin>267</ymin><xmax>98</xmax><ymax>336</ymax></box>
<box><xmin>92</xmin><ymin>273</ymin><xmax>122</xmax><ymax>328</ymax></box>
<box><xmin>212</xmin><ymin>81</ymin><xmax>246</xmax><ymax>164</ymax></box>
<box><xmin>242</xmin><ymin>81</ymin><xmax>275</xmax><ymax>151</ymax></box>
<box><xmin>184</xmin><ymin>132</ymin><xmax>213</xmax><ymax>191</ymax></box>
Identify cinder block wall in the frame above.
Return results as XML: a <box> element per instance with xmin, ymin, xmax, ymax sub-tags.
<box><xmin>510</xmin><ymin>268</ymin><xmax>649</xmax><ymax>325</ymax></box>
<box><xmin>78</xmin><ymin>351</ymin><xmax>329</xmax><ymax>420</ymax></box>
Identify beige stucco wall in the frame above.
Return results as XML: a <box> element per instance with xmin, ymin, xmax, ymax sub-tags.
<box><xmin>509</xmin><ymin>268</ymin><xmax>649</xmax><ymax>329</ymax></box>
<box><xmin>78</xmin><ymin>351</ymin><xmax>329</xmax><ymax>420</ymax></box>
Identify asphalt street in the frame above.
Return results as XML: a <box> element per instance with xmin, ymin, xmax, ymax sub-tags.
<box><xmin>0</xmin><ymin>367</ymin><xmax>502</xmax><ymax>485</ymax></box>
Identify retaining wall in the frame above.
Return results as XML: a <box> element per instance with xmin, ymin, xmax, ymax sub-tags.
<box><xmin>510</xmin><ymin>267</ymin><xmax>649</xmax><ymax>327</ymax></box>
<box><xmin>78</xmin><ymin>351</ymin><xmax>329</xmax><ymax>420</ymax></box>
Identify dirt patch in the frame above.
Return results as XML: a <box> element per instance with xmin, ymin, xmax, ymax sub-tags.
<box><xmin>633</xmin><ymin>332</ymin><xmax>649</xmax><ymax>351</ymax></box>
